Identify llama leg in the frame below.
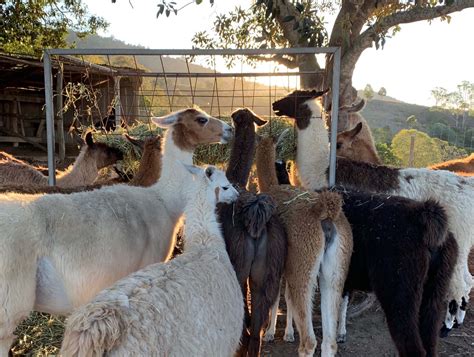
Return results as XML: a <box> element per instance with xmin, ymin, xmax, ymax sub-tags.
<box><xmin>287</xmin><ymin>250</ymin><xmax>323</xmax><ymax>357</ymax></box>
<box><xmin>247</xmin><ymin>235</ymin><xmax>273</xmax><ymax>357</ymax></box>
<box><xmin>263</xmin><ymin>282</ymin><xmax>281</xmax><ymax>342</ymax></box>
<box><xmin>0</xmin><ymin>258</ymin><xmax>37</xmax><ymax>357</ymax></box>
<box><xmin>283</xmin><ymin>281</ymin><xmax>295</xmax><ymax>342</ymax></box>
<box><xmin>336</xmin><ymin>293</ymin><xmax>349</xmax><ymax>343</ymax></box>
<box><xmin>319</xmin><ymin>237</ymin><xmax>348</xmax><ymax>357</ymax></box>
<box><xmin>372</xmin><ymin>260</ymin><xmax>427</xmax><ymax>357</ymax></box>
<box><xmin>419</xmin><ymin>237</ymin><xmax>457</xmax><ymax>357</ymax></box>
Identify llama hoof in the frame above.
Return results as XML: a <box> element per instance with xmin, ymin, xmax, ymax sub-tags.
<box><xmin>453</xmin><ymin>320</ymin><xmax>462</xmax><ymax>328</ymax></box>
<box><xmin>262</xmin><ymin>332</ymin><xmax>275</xmax><ymax>342</ymax></box>
<box><xmin>337</xmin><ymin>334</ymin><xmax>346</xmax><ymax>343</ymax></box>
<box><xmin>440</xmin><ymin>324</ymin><xmax>452</xmax><ymax>338</ymax></box>
<box><xmin>283</xmin><ymin>332</ymin><xmax>295</xmax><ymax>342</ymax></box>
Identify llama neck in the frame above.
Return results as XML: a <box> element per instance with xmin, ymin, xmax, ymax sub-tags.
<box><xmin>183</xmin><ymin>183</ymin><xmax>224</xmax><ymax>252</ymax></box>
<box><xmin>151</xmin><ymin>129</ymin><xmax>194</xmax><ymax>218</ymax></box>
<box><xmin>296</xmin><ymin>100</ymin><xmax>329</xmax><ymax>191</ymax></box>
<box><xmin>226</xmin><ymin>125</ymin><xmax>256</xmax><ymax>187</ymax></box>
<box><xmin>130</xmin><ymin>145</ymin><xmax>161</xmax><ymax>187</ymax></box>
<box><xmin>255</xmin><ymin>142</ymin><xmax>279</xmax><ymax>192</ymax></box>
<box><xmin>56</xmin><ymin>148</ymin><xmax>99</xmax><ymax>187</ymax></box>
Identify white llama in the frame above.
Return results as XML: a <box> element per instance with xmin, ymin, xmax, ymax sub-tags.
<box><xmin>60</xmin><ymin>165</ymin><xmax>243</xmax><ymax>357</ymax></box>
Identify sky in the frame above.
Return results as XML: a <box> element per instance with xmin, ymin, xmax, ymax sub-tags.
<box><xmin>83</xmin><ymin>0</ymin><xmax>474</xmax><ymax>106</ymax></box>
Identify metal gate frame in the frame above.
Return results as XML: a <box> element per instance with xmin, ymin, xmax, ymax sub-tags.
<box><xmin>43</xmin><ymin>47</ymin><xmax>341</xmax><ymax>186</ymax></box>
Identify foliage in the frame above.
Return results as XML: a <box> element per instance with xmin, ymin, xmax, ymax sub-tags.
<box><xmin>431</xmin><ymin>81</ymin><xmax>474</xmax><ymax>129</ymax></box>
<box><xmin>372</xmin><ymin>126</ymin><xmax>393</xmax><ymax>144</ymax></box>
<box><xmin>406</xmin><ymin>114</ymin><xmax>418</xmax><ymax>129</ymax></box>
<box><xmin>192</xmin><ymin>1</ymin><xmax>329</xmax><ymax>68</ymax></box>
<box><xmin>363</xmin><ymin>84</ymin><xmax>375</xmax><ymax>101</ymax></box>
<box><xmin>432</xmin><ymin>137</ymin><xmax>468</xmax><ymax>162</ymax></box>
<box><xmin>0</xmin><ymin>0</ymin><xmax>107</xmax><ymax>56</ymax></box>
<box><xmin>392</xmin><ymin>129</ymin><xmax>442</xmax><ymax>167</ymax></box>
<box><xmin>376</xmin><ymin>142</ymin><xmax>401</xmax><ymax>167</ymax></box>
<box><xmin>378</xmin><ymin>87</ymin><xmax>387</xmax><ymax>96</ymax></box>
<box><xmin>155</xmin><ymin>0</ymin><xmax>214</xmax><ymax>18</ymax></box>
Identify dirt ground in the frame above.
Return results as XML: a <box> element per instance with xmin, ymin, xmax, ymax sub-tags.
<box><xmin>262</xmin><ymin>252</ymin><xmax>474</xmax><ymax>357</ymax></box>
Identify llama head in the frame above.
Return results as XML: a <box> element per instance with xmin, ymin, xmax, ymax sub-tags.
<box><xmin>184</xmin><ymin>164</ymin><xmax>239</xmax><ymax>204</ymax></box>
<box><xmin>151</xmin><ymin>108</ymin><xmax>233</xmax><ymax>151</ymax></box>
<box><xmin>272</xmin><ymin>89</ymin><xmax>327</xmax><ymax>129</ymax></box>
<box><xmin>336</xmin><ymin>122</ymin><xmax>363</xmax><ymax>158</ymax></box>
<box><xmin>83</xmin><ymin>132</ymin><xmax>124</xmax><ymax>169</ymax></box>
<box><xmin>325</xmin><ymin>98</ymin><xmax>366</xmax><ymax>132</ymax></box>
<box><xmin>231</xmin><ymin>108</ymin><xmax>267</xmax><ymax>129</ymax></box>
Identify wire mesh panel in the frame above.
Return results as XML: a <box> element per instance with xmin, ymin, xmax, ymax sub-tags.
<box><xmin>43</xmin><ymin>48</ymin><xmax>341</xmax><ymax>185</ymax></box>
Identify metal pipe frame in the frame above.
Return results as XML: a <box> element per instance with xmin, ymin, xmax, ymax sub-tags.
<box><xmin>43</xmin><ymin>51</ymin><xmax>56</xmax><ymax>186</ymax></box>
<box><xmin>43</xmin><ymin>47</ymin><xmax>341</xmax><ymax>187</ymax></box>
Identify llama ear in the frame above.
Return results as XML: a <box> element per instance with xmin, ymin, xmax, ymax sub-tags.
<box><xmin>347</xmin><ymin>99</ymin><xmax>365</xmax><ymax>113</ymax></box>
<box><xmin>252</xmin><ymin>113</ymin><xmax>267</xmax><ymax>127</ymax></box>
<box><xmin>124</xmin><ymin>134</ymin><xmax>145</xmax><ymax>150</ymax></box>
<box><xmin>348</xmin><ymin>122</ymin><xmax>363</xmax><ymax>139</ymax></box>
<box><xmin>182</xmin><ymin>162</ymin><xmax>202</xmax><ymax>177</ymax></box>
<box><xmin>151</xmin><ymin>113</ymin><xmax>179</xmax><ymax>128</ymax></box>
<box><xmin>85</xmin><ymin>132</ymin><xmax>94</xmax><ymax>147</ymax></box>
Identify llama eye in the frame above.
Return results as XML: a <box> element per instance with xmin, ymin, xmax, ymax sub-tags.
<box><xmin>196</xmin><ymin>117</ymin><xmax>208</xmax><ymax>125</ymax></box>
<box><xmin>222</xmin><ymin>186</ymin><xmax>229</xmax><ymax>191</ymax></box>
<box><xmin>336</xmin><ymin>143</ymin><xmax>342</xmax><ymax>149</ymax></box>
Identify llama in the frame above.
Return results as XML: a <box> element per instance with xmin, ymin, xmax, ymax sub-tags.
<box><xmin>0</xmin><ymin>132</ymin><xmax>123</xmax><ymax>188</ymax></box>
<box><xmin>335</xmin><ymin>122</ymin><xmax>382</xmax><ymax>165</ymax></box>
<box><xmin>272</xmin><ymin>160</ymin><xmax>458</xmax><ymax>356</ymax></box>
<box><xmin>272</xmin><ymin>89</ymin><xmax>474</xmax><ymax>332</ymax></box>
<box><xmin>217</xmin><ymin>108</ymin><xmax>287</xmax><ymax>357</ymax></box>
<box><xmin>430</xmin><ymin>153</ymin><xmax>474</xmax><ymax>175</ymax></box>
<box><xmin>0</xmin><ymin>108</ymin><xmax>233</xmax><ymax>356</ymax></box>
<box><xmin>255</xmin><ymin>135</ymin><xmax>353</xmax><ymax>357</ymax></box>
<box><xmin>0</xmin><ymin>135</ymin><xmax>163</xmax><ymax>194</ymax></box>
<box><xmin>326</xmin><ymin>99</ymin><xmax>381</xmax><ymax>164</ymax></box>
<box><xmin>60</xmin><ymin>165</ymin><xmax>243</xmax><ymax>357</ymax></box>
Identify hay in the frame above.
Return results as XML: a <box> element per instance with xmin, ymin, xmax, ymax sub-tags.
<box><xmin>12</xmin><ymin>312</ymin><xmax>65</xmax><ymax>356</ymax></box>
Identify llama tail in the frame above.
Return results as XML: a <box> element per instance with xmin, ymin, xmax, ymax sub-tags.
<box><xmin>240</xmin><ymin>193</ymin><xmax>277</xmax><ymax>238</ymax></box>
<box><xmin>418</xmin><ymin>199</ymin><xmax>449</xmax><ymax>248</ymax></box>
<box><xmin>61</xmin><ymin>298</ymin><xmax>128</xmax><ymax>357</ymax></box>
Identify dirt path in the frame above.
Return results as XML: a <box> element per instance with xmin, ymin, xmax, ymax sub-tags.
<box><xmin>262</xmin><ymin>252</ymin><xmax>474</xmax><ymax>356</ymax></box>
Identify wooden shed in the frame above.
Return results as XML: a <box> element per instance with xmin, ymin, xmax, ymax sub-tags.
<box><xmin>0</xmin><ymin>52</ymin><xmax>143</xmax><ymax>162</ymax></box>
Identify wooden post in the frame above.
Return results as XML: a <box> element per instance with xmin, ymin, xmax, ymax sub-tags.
<box><xmin>11</xmin><ymin>99</ymin><xmax>18</xmax><ymax>147</ymax></box>
<box><xmin>56</xmin><ymin>65</ymin><xmax>65</xmax><ymax>162</ymax></box>
<box><xmin>114</xmin><ymin>76</ymin><xmax>121</xmax><ymax>128</ymax></box>
<box><xmin>408</xmin><ymin>133</ymin><xmax>416</xmax><ymax>167</ymax></box>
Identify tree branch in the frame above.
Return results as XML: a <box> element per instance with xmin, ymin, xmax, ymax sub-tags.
<box><xmin>248</xmin><ymin>54</ymin><xmax>299</xmax><ymax>69</ymax></box>
<box><xmin>343</xmin><ymin>0</ymin><xmax>474</xmax><ymax>81</ymax></box>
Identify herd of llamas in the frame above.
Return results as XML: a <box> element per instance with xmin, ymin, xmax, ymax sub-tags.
<box><xmin>0</xmin><ymin>91</ymin><xmax>472</xmax><ymax>357</ymax></box>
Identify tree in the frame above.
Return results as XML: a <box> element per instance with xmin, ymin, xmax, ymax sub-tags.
<box><xmin>406</xmin><ymin>114</ymin><xmax>418</xmax><ymax>129</ymax></box>
<box><xmin>191</xmin><ymin>0</ymin><xmax>474</xmax><ymax>130</ymax></box>
<box><xmin>392</xmin><ymin>129</ymin><xmax>442</xmax><ymax>167</ymax></box>
<box><xmin>376</xmin><ymin>142</ymin><xmax>401</xmax><ymax>166</ymax></box>
<box><xmin>431</xmin><ymin>81</ymin><xmax>474</xmax><ymax>130</ymax></box>
<box><xmin>378</xmin><ymin>87</ymin><xmax>387</xmax><ymax>96</ymax></box>
<box><xmin>0</xmin><ymin>0</ymin><xmax>107</xmax><ymax>56</ymax></box>
<box><xmin>363</xmin><ymin>84</ymin><xmax>375</xmax><ymax>100</ymax></box>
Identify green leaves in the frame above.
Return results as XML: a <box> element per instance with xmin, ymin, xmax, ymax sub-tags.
<box><xmin>0</xmin><ymin>0</ymin><xmax>108</xmax><ymax>57</ymax></box>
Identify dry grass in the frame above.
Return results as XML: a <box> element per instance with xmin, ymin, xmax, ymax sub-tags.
<box><xmin>12</xmin><ymin>313</ymin><xmax>65</xmax><ymax>356</ymax></box>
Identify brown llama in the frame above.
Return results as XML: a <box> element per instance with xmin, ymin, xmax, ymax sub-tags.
<box><xmin>0</xmin><ymin>132</ymin><xmax>123</xmax><ymax>188</ymax></box>
<box><xmin>336</xmin><ymin>122</ymin><xmax>382</xmax><ymax>164</ymax></box>
<box><xmin>326</xmin><ymin>99</ymin><xmax>382</xmax><ymax>165</ymax></box>
<box><xmin>0</xmin><ymin>135</ymin><xmax>162</xmax><ymax>194</ymax></box>
<box><xmin>255</xmin><ymin>134</ymin><xmax>353</xmax><ymax>357</ymax></box>
<box><xmin>429</xmin><ymin>153</ymin><xmax>474</xmax><ymax>176</ymax></box>
<box><xmin>216</xmin><ymin>108</ymin><xmax>287</xmax><ymax>357</ymax></box>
